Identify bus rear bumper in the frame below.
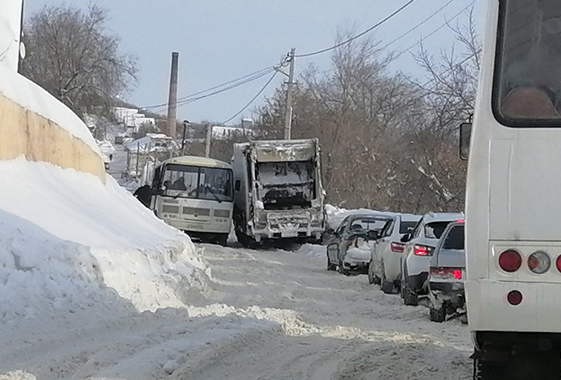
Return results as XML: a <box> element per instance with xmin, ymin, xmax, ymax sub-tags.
<box><xmin>466</xmin><ymin>280</ymin><xmax>561</xmax><ymax>333</ymax></box>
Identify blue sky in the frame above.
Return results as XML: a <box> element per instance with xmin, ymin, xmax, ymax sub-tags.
<box><xmin>24</xmin><ymin>0</ymin><xmax>484</xmax><ymax>124</ymax></box>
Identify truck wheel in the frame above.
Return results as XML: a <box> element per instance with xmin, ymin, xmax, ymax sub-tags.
<box><xmin>429</xmin><ymin>305</ymin><xmax>446</xmax><ymax>323</ymax></box>
<box><xmin>473</xmin><ymin>359</ymin><xmax>505</xmax><ymax>380</ymax></box>
<box><xmin>218</xmin><ymin>234</ymin><xmax>228</xmax><ymax>247</ymax></box>
<box><xmin>327</xmin><ymin>256</ymin><xmax>337</xmax><ymax>271</ymax></box>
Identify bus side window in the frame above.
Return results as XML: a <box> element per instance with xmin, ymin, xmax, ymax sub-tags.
<box><xmin>235</xmin><ymin>180</ymin><xmax>241</xmax><ymax>192</ymax></box>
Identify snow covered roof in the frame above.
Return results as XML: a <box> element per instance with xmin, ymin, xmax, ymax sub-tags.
<box><xmin>162</xmin><ymin>155</ymin><xmax>232</xmax><ymax>170</ymax></box>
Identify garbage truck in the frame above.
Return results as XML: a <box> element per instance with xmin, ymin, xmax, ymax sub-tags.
<box><xmin>232</xmin><ymin>139</ymin><xmax>326</xmax><ymax>247</ymax></box>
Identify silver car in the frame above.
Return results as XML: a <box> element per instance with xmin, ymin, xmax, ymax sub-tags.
<box><xmin>400</xmin><ymin>212</ymin><xmax>464</xmax><ymax>306</ymax></box>
<box><xmin>326</xmin><ymin>214</ymin><xmax>390</xmax><ymax>275</ymax></box>
<box><xmin>427</xmin><ymin>221</ymin><xmax>466</xmax><ymax>323</ymax></box>
<box><xmin>368</xmin><ymin>214</ymin><xmax>420</xmax><ymax>293</ymax></box>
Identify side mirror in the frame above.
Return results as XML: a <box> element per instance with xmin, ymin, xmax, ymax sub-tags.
<box><xmin>401</xmin><ymin>234</ymin><xmax>411</xmax><ymax>243</ymax></box>
<box><xmin>235</xmin><ymin>180</ymin><xmax>241</xmax><ymax>191</ymax></box>
<box><xmin>326</xmin><ymin>228</ymin><xmax>335</xmax><ymax>235</ymax></box>
<box><xmin>459</xmin><ymin>122</ymin><xmax>472</xmax><ymax>161</ymax></box>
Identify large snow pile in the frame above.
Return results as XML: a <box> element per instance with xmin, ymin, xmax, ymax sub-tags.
<box><xmin>0</xmin><ymin>158</ymin><xmax>209</xmax><ymax>331</ymax></box>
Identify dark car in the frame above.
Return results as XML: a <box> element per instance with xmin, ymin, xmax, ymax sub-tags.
<box><xmin>326</xmin><ymin>213</ymin><xmax>392</xmax><ymax>275</ymax></box>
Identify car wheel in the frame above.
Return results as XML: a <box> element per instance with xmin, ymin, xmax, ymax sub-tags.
<box><xmin>367</xmin><ymin>261</ymin><xmax>380</xmax><ymax>285</ymax></box>
<box><xmin>402</xmin><ymin>268</ymin><xmax>418</xmax><ymax>306</ymax></box>
<box><xmin>327</xmin><ymin>255</ymin><xmax>337</xmax><ymax>271</ymax></box>
<box><xmin>429</xmin><ymin>305</ymin><xmax>446</xmax><ymax>323</ymax></box>
<box><xmin>381</xmin><ymin>278</ymin><xmax>395</xmax><ymax>294</ymax></box>
<box><xmin>380</xmin><ymin>264</ymin><xmax>395</xmax><ymax>294</ymax></box>
<box><xmin>338</xmin><ymin>260</ymin><xmax>350</xmax><ymax>276</ymax></box>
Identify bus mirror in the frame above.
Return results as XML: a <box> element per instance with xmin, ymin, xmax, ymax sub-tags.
<box><xmin>235</xmin><ymin>180</ymin><xmax>241</xmax><ymax>191</ymax></box>
<box><xmin>459</xmin><ymin>122</ymin><xmax>472</xmax><ymax>161</ymax></box>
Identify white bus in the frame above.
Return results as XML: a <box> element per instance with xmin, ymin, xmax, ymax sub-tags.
<box><xmin>464</xmin><ymin>0</ymin><xmax>561</xmax><ymax>378</ymax></box>
<box><xmin>150</xmin><ymin>156</ymin><xmax>233</xmax><ymax>246</ymax></box>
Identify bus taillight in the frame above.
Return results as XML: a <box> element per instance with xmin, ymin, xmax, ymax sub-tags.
<box><xmin>498</xmin><ymin>250</ymin><xmax>522</xmax><ymax>273</ymax></box>
<box><xmin>556</xmin><ymin>255</ymin><xmax>561</xmax><ymax>273</ymax></box>
<box><xmin>528</xmin><ymin>251</ymin><xmax>551</xmax><ymax>274</ymax></box>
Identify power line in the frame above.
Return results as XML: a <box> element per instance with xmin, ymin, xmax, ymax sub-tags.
<box><xmin>380</xmin><ymin>0</ymin><xmax>459</xmax><ymax>51</ymax></box>
<box><xmin>150</xmin><ymin>68</ymin><xmax>276</xmax><ymax>114</ymax></box>
<box><xmin>295</xmin><ymin>0</ymin><xmax>417</xmax><ymax>58</ymax></box>
<box><xmin>222</xmin><ymin>71</ymin><xmax>279</xmax><ymax>124</ymax></box>
<box><xmin>141</xmin><ymin>66</ymin><xmax>276</xmax><ymax>110</ymax></box>
<box><xmin>392</xmin><ymin>1</ymin><xmax>475</xmax><ymax>61</ymax></box>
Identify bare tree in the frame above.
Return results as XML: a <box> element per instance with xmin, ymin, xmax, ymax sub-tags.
<box><xmin>21</xmin><ymin>3</ymin><xmax>138</xmax><ymax>118</ymax></box>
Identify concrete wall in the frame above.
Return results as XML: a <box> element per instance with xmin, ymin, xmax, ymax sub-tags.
<box><xmin>0</xmin><ymin>1</ymin><xmax>105</xmax><ymax>180</ymax></box>
<box><xmin>0</xmin><ymin>92</ymin><xmax>106</xmax><ymax>179</ymax></box>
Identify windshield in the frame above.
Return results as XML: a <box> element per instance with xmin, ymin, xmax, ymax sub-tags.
<box><xmin>255</xmin><ymin>160</ymin><xmax>316</xmax><ymax>210</ymax></box>
<box><xmin>425</xmin><ymin>222</ymin><xmax>451</xmax><ymax>239</ymax></box>
<box><xmin>162</xmin><ymin>164</ymin><xmax>233</xmax><ymax>202</ymax></box>
<box><xmin>443</xmin><ymin>225</ymin><xmax>465</xmax><ymax>250</ymax></box>
<box><xmin>495</xmin><ymin>0</ymin><xmax>561</xmax><ymax>125</ymax></box>
<box><xmin>349</xmin><ymin>218</ymin><xmax>389</xmax><ymax>233</ymax></box>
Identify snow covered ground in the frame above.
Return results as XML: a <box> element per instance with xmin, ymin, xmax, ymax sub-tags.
<box><xmin>1</xmin><ymin>236</ymin><xmax>472</xmax><ymax>379</ymax></box>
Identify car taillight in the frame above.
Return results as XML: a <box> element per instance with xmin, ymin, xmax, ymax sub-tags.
<box><xmin>391</xmin><ymin>242</ymin><xmax>405</xmax><ymax>252</ymax></box>
<box><xmin>557</xmin><ymin>255</ymin><xmax>561</xmax><ymax>272</ymax></box>
<box><xmin>498</xmin><ymin>249</ymin><xmax>522</xmax><ymax>272</ymax></box>
<box><xmin>430</xmin><ymin>267</ymin><xmax>462</xmax><ymax>280</ymax></box>
<box><xmin>528</xmin><ymin>251</ymin><xmax>551</xmax><ymax>274</ymax></box>
<box><xmin>414</xmin><ymin>244</ymin><xmax>433</xmax><ymax>256</ymax></box>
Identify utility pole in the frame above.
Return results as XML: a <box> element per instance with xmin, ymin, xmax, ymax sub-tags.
<box><xmin>181</xmin><ymin>120</ymin><xmax>189</xmax><ymax>156</ymax></box>
<box><xmin>205</xmin><ymin>123</ymin><xmax>212</xmax><ymax>158</ymax></box>
<box><xmin>166</xmin><ymin>52</ymin><xmax>179</xmax><ymax>138</ymax></box>
<box><xmin>283</xmin><ymin>48</ymin><xmax>296</xmax><ymax>140</ymax></box>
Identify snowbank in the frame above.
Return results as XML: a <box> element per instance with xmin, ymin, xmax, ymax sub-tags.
<box><xmin>0</xmin><ymin>158</ymin><xmax>209</xmax><ymax>328</ymax></box>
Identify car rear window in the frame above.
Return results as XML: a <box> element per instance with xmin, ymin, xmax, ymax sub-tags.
<box><xmin>399</xmin><ymin>221</ymin><xmax>417</xmax><ymax>234</ymax></box>
<box><xmin>424</xmin><ymin>222</ymin><xmax>451</xmax><ymax>239</ymax></box>
<box><xmin>443</xmin><ymin>225</ymin><xmax>465</xmax><ymax>250</ymax></box>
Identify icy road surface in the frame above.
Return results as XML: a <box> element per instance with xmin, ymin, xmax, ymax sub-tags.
<box><xmin>1</xmin><ymin>244</ymin><xmax>472</xmax><ymax>380</ymax></box>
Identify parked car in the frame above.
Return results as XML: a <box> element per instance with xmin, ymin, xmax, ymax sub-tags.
<box><xmin>427</xmin><ymin>221</ymin><xmax>466</xmax><ymax>323</ymax></box>
<box><xmin>326</xmin><ymin>213</ymin><xmax>391</xmax><ymax>275</ymax></box>
<box><xmin>368</xmin><ymin>213</ymin><xmax>421</xmax><ymax>293</ymax></box>
<box><xmin>400</xmin><ymin>212</ymin><xmax>464</xmax><ymax>306</ymax></box>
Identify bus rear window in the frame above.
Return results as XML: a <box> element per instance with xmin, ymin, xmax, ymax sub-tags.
<box><xmin>495</xmin><ymin>0</ymin><xmax>561</xmax><ymax>125</ymax></box>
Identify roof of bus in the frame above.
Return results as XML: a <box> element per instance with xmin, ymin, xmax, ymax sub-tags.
<box><xmin>161</xmin><ymin>155</ymin><xmax>232</xmax><ymax>169</ymax></box>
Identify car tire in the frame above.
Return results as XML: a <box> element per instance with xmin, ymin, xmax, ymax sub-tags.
<box><xmin>429</xmin><ymin>305</ymin><xmax>446</xmax><ymax>323</ymax></box>
<box><xmin>381</xmin><ymin>278</ymin><xmax>395</xmax><ymax>294</ymax></box>
<box><xmin>327</xmin><ymin>256</ymin><xmax>337</xmax><ymax>271</ymax></box>
<box><xmin>380</xmin><ymin>264</ymin><xmax>395</xmax><ymax>294</ymax></box>
<box><xmin>338</xmin><ymin>260</ymin><xmax>350</xmax><ymax>276</ymax></box>
<box><xmin>367</xmin><ymin>261</ymin><xmax>381</xmax><ymax>285</ymax></box>
<box><xmin>402</xmin><ymin>267</ymin><xmax>418</xmax><ymax>306</ymax></box>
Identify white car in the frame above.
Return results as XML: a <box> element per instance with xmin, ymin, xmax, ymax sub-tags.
<box><xmin>400</xmin><ymin>212</ymin><xmax>464</xmax><ymax>306</ymax></box>
<box><xmin>368</xmin><ymin>214</ymin><xmax>420</xmax><ymax>293</ymax></box>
